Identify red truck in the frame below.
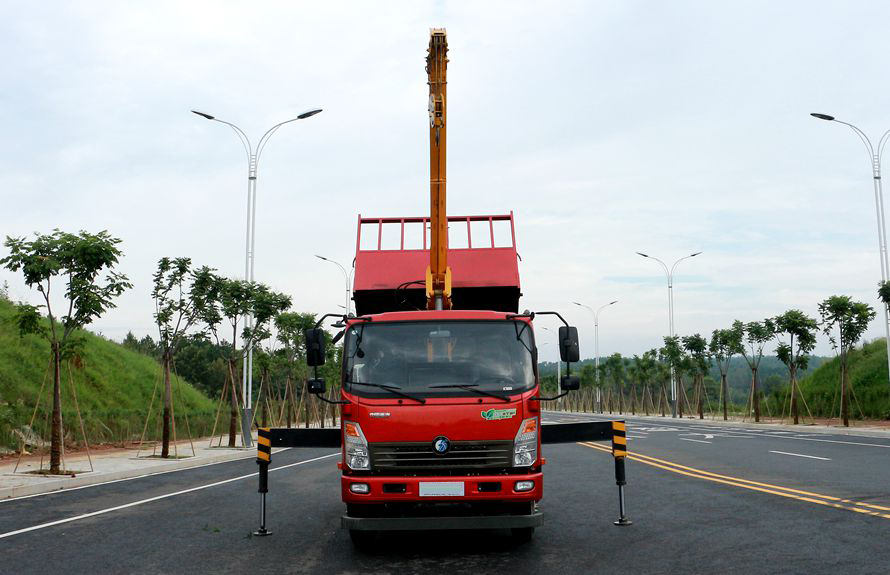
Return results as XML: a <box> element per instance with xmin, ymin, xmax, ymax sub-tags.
<box><xmin>334</xmin><ymin>213</ymin><xmax>569</xmax><ymax>545</ymax></box>
<box><xmin>251</xmin><ymin>29</ymin><xmax>627</xmax><ymax>547</ymax></box>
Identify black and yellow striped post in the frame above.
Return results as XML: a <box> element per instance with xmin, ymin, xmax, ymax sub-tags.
<box><xmin>611</xmin><ymin>420</ymin><xmax>632</xmax><ymax>526</ymax></box>
<box><xmin>254</xmin><ymin>428</ymin><xmax>272</xmax><ymax>536</ymax></box>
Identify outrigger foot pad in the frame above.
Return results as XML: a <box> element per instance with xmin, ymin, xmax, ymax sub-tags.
<box><xmin>613</xmin><ymin>517</ymin><xmax>633</xmax><ymax>526</ymax></box>
<box><xmin>253</xmin><ymin>528</ymin><xmax>273</xmax><ymax>536</ymax></box>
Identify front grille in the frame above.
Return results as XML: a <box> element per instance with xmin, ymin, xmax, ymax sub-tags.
<box><xmin>369</xmin><ymin>440</ymin><xmax>513</xmax><ymax>471</ymax></box>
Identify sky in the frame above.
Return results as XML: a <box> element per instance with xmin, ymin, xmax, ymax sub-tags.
<box><xmin>4</xmin><ymin>0</ymin><xmax>890</xmax><ymax>361</ymax></box>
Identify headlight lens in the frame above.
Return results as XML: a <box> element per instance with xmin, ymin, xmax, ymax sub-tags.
<box><xmin>344</xmin><ymin>420</ymin><xmax>370</xmax><ymax>470</ymax></box>
<box><xmin>513</xmin><ymin>417</ymin><xmax>538</xmax><ymax>467</ymax></box>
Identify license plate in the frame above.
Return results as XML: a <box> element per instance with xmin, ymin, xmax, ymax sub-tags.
<box><xmin>419</xmin><ymin>481</ymin><xmax>465</xmax><ymax>497</ymax></box>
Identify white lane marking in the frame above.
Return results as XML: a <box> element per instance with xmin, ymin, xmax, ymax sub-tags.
<box><xmin>0</xmin><ymin>450</ymin><xmax>281</xmax><ymax>504</ymax></box>
<box><xmin>0</xmin><ymin>453</ymin><xmax>338</xmax><ymax>540</ymax></box>
<box><xmin>679</xmin><ymin>438</ymin><xmax>712</xmax><ymax>444</ymax></box>
<box><xmin>769</xmin><ymin>450</ymin><xmax>831</xmax><ymax>461</ymax></box>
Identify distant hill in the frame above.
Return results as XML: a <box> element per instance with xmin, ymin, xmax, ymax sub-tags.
<box><xmin>0</xmin><ymin>297</ymin><xmax>217</xmax><ymax>450</ymax></box>
<box><xmin>794</xmin><ymin>339</ymin><xmax>890</xmax><ymax>419</ymax></box>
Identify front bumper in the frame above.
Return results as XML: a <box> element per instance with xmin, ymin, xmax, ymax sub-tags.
<box><xmin>342</xmin><ymin>511</ymin><xmax>543</xmax><ymax>531</ymax></box>
<box><xmin>341</xmin><ymin>471</ymin><xmax>543</xmax><ymax>503</ymax></box>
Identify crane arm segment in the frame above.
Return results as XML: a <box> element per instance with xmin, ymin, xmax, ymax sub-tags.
<box><xmin>426</xmin><ymin>28</ymin><xmax>452</xmax><ymax>310</ymax></box>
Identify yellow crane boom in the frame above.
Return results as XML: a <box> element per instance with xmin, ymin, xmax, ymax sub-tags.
<box><xmin>426</xmin><ymin>28</ymin><xmax>452</xmax><ymax>310</ymax></box>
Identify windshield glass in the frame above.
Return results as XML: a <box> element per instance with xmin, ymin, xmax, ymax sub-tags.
<box><xmin>343</xmin><ymin>320</ymin><xmax>536</xmax><ymax>398</ymax></box>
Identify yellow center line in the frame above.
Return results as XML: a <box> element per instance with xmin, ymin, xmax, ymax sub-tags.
<box><xmin>577</xmin><ymin>442</ymin><xmax>890</xmax><ymax>519</ymax></box>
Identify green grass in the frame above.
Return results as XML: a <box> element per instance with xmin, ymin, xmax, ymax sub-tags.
<box><xmin>780</xmin><ymin>339</ymin><xmax>890</xmax><ymax>420</ymax></box>
<box><xmin>0</xmin><ymin>298</ymin><xmax>218</xmax><ymax>450</ymax></box>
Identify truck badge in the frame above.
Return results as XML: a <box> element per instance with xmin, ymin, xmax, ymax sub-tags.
<box><xmin>432</xmin><ymin>436</ymin><xmax>450</xmax><ymax>454</ymax></box>
<box><xmin>369</xmin><ymin>412</ymin><xmax>391</xmax><ymax>418</ymax></box>
<box><xmin>481</xmin><ymin>408</ymin><xmax>517</xmax><ymax>421</ymax></box>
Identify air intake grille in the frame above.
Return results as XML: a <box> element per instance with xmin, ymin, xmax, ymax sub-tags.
<box><xmin>369</xmin><ymin>440</ymin><xmax>513</xmax><ymax>471</ymax></box>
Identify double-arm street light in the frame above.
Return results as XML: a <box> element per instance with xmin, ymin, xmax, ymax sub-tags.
<box><xmin>636</xmin><ymin>251</ymin><xmax>702</xmax><ymax>417</ymax></box>
<box><xmin>572</xmin><ymin>300</ymin><xmax>618</xmax><ymax>412</ymax></box>
<box><xmin>811</xmin><ymin>113</ymin><xmax>890</xmax><ymax>390</ymax></box>
<box><xmin>192</xmin><ymin>107</ymin><xmax>323</xmax><ymax>447</ymax></box>
<box><xmin>315</xmin><ymin>255</ymin><xmax>353</xmax><ymax>316</ymax></box>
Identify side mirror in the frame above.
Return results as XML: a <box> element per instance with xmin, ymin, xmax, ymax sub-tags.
<box><xmin>305</xmin><ymin>328</ymin><xmax>326</xmax><ymax>366</ymax></box>
<box><xmin>558</xmin><ymin>326</ymin><xmax>580</xmax><ymax>362</ymax></box>
<box><xmin>308</xmin><ymin>378</ymin><xmax>326</xmax><ymax>395</ymax></box>
<box><xmin>560</xmin><ymin>375</ymin><xmax>580</xmax><ymax>391</ymax></box>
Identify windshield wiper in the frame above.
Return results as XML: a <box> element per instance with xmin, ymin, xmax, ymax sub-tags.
<box><xmin>346</xmin><ymin>381</ymin><xmax>426</xmax><ymax>404</ymax></box>
<box><xmin>428</xmin><ymin>384</ymin><xmax>511</xmax><ymax>402</ymax></box>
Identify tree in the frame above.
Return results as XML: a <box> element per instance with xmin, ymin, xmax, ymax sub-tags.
<box><xmin>682</xmin><ymin>334</ymin><xmax>710</xmax><ymax>419</ymax></box>
<box><xmin>1</xmin><ymin>230</ymin><xmax>131</xmax><ymax>473</ymax></box>
<box><xmin>274</xmin><ymin>311</ymin><xmax>317</xmax><ymax>426</ymax></box>
<box><xmin>660</xmin><ymin>336</ymin><xmax>685</xmax><ymax>417</ymax></box>
<box><xmin>709</xmin><ymin>327</ymin><xmax>743</xmax><ymax>421</ymax></box>
<box><xmin>735</xmin><ymin>319</ymin><xmax>774</xmax><ymax>423</ymax></box>
<box><xmin>603</xmin><ymin>353</ymin><xmax>626</xmax><ymax>413</ymax></box>
<box><xmin>203</xmin><ymin>277</ymin><xmax>292</xmax><ymax>446</ymax></box>
<box><xmin>151</xmin><ymin>257</ymin><xmax>217</xmax><ymax>457</ymax></box>
<box><xmin>772</xmin><ymin>309</ymin><xmax>818</xmax><ymax>425</ymax></box>
<box><xmin>818</xmin><ymin>296</ymin><xmax>875</xmax><ymax>427</ymax></box>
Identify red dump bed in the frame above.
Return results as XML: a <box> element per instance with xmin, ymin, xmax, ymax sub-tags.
<box><xmin>353</xmin><ymin>213</ymin><xmax>521</xmax><ymax>315</ymax></box>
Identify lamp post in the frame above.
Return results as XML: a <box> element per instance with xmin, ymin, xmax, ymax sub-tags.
<box><xmin>315</xmin><ymin>255</ymin><xmax>353</xmax><ymax>316</ymax></box>
<box><xmin>192</xmin><ymin>107</ymin><xmax>323</xmax><ymax>447</ymax></box>
<box><xmin>636</xmin><ymin>251</ymin><xmax>701</xmax><ymax>418</ymax></box>
<box><xmin>573</xmin><ymin>300</ymin><xmax>617</xmax><ymax>412</ymax></box>
<box><xmin>811</xmin><ymin>112</ymin><xmax>890</xmax><ymax>390</ymax></box>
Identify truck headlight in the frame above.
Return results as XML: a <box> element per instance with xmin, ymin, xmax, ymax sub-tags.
<box><xmin>513</xmin><ymin>417</ymin><xmax>538</xmax><ymax>467</ymax></box>
<box><xmin>344</xmin><ymin>421</ymin><xmax>370</xmax><ymax>470</ymax></box>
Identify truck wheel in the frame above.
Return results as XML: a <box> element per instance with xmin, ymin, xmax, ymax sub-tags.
<box><xmin>510</xmin><ymin>527</ymin><xmax>534</xmax><ymax>543</ymax></box>
<box><xmin>349</xmin><ymin>529</ymin><xmax>379</xmax><ymax>551</ymax></box>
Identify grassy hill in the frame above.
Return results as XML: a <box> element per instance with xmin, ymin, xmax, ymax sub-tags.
<box><xmin>793</xmin><ymin>339</ymin><xmax>890</xmax><ymax>420</ymax></box>
<box><xmin>0</xmin><ymin>298</ymin><xmax>217</xmax><ymax>450</ymax></box>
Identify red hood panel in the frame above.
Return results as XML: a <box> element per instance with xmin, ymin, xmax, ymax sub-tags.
<box><xmin>355</xmin><ymin>400</ymin><xmax>527</xmax><ymax>443</ymax></box>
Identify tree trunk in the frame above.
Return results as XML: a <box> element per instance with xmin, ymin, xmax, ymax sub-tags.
<box><xmin>50</xmin><ymin>343</ymin><xmax>63</xmax><ymax>474</ymax></box>
<box><xmin>753</xmin><ymin>366</ymin><xmax>760</xmax><ymax>423</ymax></box>
<box><xmin>790</xmin><ymin>365</ymin><xmax>799</xmax><ymax>425</ymax></box>
<box><xmin>228</xmin><ymin>360</ymin><xmax>239</xmax><ymax>447</ymax></box>
<box><xmin>677</xmin><ymin>374</ymin><xmax>684</xmax><ymax>418</ymax></box>
<box><xmin>698</xmin><ymin>375</ymin><xmax>704</xmax><ymax>419</ymax></box>
<box><xmin>721</xmin><ymin>372</ymin><xmax>728</xmax><ymax>421</ymax></box>
<box><xmin>658</xmin><ymin>380</ymin><xmax>667</xmax><ymax>417</ymax></box>
<box><xmin>841</xmin><ymin>352</ymin><xmax>849</xmax><ymax>427</ymax></box>
<box><xmin>161</xmin><ymin>351</ymin><xmax>172</xmax><ymax>458</ymax></box>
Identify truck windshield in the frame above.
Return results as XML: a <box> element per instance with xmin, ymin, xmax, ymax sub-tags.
<box><xmin>343</xmin><ymin>320</ymin><xmax>535</xmax><ymax>399</ymax></box>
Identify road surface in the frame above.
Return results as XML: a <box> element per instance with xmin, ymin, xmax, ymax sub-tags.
<box><xmin>2</xmin><ymin>413</ymin><xmax>888</xmax><ymax>574</ymax></box>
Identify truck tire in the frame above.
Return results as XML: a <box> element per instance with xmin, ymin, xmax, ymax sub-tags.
<box><xmin>510</xmin><ymin>527</ymin><xmax>534</xmax><ymax>544</ymax></box>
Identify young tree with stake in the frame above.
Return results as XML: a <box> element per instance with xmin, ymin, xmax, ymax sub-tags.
<box><xmin>682</xmin><ymin>333</ymin><xmax>710</xmax><ymax>419</ymax></box>
<box><xmin>151</xmin><ymin>257</ymin><xmax>217</xmax><ymax>457</ymax></box>
<box><xmin>772</xmin><ymin>310</ymin><xmax>818</xmax><ymax>425</ymax></box>
<box><xmin>818</xmin><ymin>296</ymin><xmax>875</xmax><ymax>427</ymax></box>
<box><xmin>735</xmin><ymin>319</ymin><xmax>775</xmax><ymax>423</ymax></box>
<box><xmin>709</xmin><ymin>327</ymin><xmax>743</xmax><ymax>421</ymax></box>
<box><xmin>1</xmin><ymin>230</ymin><xmax>131</xmax><ymax>473</ymax></box>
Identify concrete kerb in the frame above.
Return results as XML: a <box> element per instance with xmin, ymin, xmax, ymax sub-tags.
<box><xmin>0</xmin><ymin>445</ymin><xmax>270</xmax><ymax>501</ymax></box>
<box><xmin>545</xmin><ymin>410</ymin><xmax>890</xmax><ymax>439</ymax></box>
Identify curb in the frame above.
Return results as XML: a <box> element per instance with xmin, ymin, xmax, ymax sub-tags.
<box><xmin>544</xmin><ymin>411</ymin><xmax>890</xmax><ymax>439</ymax></box>
<box><xmin>0</xmin><ymin>449</ymin><xmax>259</xmax><ymax>500</ymax></box>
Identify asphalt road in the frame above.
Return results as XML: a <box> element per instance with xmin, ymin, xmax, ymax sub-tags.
<box><xmin>2</xmin><ymin>414</ymin><xmax>889</xmax><ymax>574</ymax></box>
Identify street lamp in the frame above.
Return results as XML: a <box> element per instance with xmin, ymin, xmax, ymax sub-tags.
<box><xmin>636</xmin><ymin>251</ymin><xmax>702</xmax><ymax>417</ymax></box>
<box><xmin>811</xmin><ymin>112</ymin><xmax>890</xmax><ymax>390</ymax></box>
<box><xmin>573</xmin><ymin>300</ymin><xmax>617</xmax><ymax>412</ymax></box>
<box><xmin>315</xmin><ymin>255</ymin><xmax>353</xmax><ymax>316</ymax></box>
<box><xmin>193</xmin><ymin>107</ymin><xmax>323</xmax><ymax>447</ymax></box>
